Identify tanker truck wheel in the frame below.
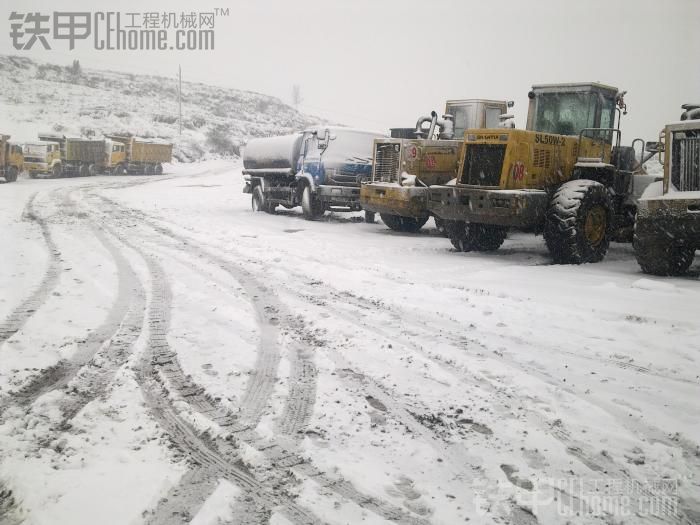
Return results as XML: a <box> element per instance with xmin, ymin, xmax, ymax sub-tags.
<box><xmin>52</xmin><ymin>164</ymin><xmax>63</xmax><ymax>177</ymax></box>
<box><xmin>445</xmin><ymin>220</ymin><xmax>507</xmax><ymax>252</ymax></box>
<box><xmin>364</xmin><ymin>211</ymin><xmax>376</xmax><ymax>223</ymax></box>
<box><xmin>434</xmin><ymin>216</ymin><xmax>447</xmax><ymax>236</ymax></box>
<box><xmin>155</xmin><ymin>163</ymin><xmax>163</xmax><ymax>175</ymax></box>
<box><xmin>380</xmin><ymin>213</ymin><xmax>428</xmax><ymax>233</ymax></box>
<box><xmin>302</xmin><ymin>186</ymin><xmax>325</xmax><ymax>220</ymax></box>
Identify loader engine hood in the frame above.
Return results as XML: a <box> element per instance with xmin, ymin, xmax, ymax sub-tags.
<box><xmin>371</xmin><ymin>138</ymin><xmax>462</xmax><ymax>186</ymax></box>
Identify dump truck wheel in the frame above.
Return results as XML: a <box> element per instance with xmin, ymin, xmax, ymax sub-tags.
<box><xmin>380</xmin><ymin>214</ymin><xmax>428</xmax><ymax>233</ymax></box>
<box><xmin>79</xmin><ymin>164</ymin><xmax>90</xmax><ymax>177</ymax></box>
<box><xmin>113</xmin><ymin>164</ymin><xmax>127</xmax><ymax>175</ymax></box>
<box><xmin>88</xmin><ymin>164</ymin><xmax>97</xmax><ymax>176</ymax></box>
<box><xmin>544</xmin><ymin>180</ymin><xmax>612</xmax><ymax>264</ymax></box>
<box><xmin>634</xmin><ymin>230</ymin><xmax>695</xmax><ymax>276</ymax></box>
<box><xmin>52</xmin><ymin>164</ymin><xmax>62</xmax><ymax>177</ymax></box>
<box><xmin>145</xmin><ymin>164</ymin><xmax>154</xmax><ymax>175</ymax></box>
<box><xmin>155</xmin><ymin>163</ymin><xmax>163</xmax><ymax>175</ymax></box>
<box><xmin>302</xmin><ymin>185</ymin><xmax>324</xmax><ymax>220</ymax></box>
<box><xmin>364</xmin><ymin>211</ymin><xmax>376</xmax><ymax>223</ymax></box>
<box><xmin>445</xmin><ymin>220</ymin><xmax>507</xmax><ymax>251</ymax></box>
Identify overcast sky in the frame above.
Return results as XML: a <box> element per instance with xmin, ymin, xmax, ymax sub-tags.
<box><xmin>2</xmin><ymin>0</ymin><xmax>699</xmax><ymax>141</ymax></box>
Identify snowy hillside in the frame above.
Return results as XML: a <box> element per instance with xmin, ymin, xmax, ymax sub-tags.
<box><xmin>0</xmin><ymin>55</ymin><xmax>323</xmax><ymax>161</ymax></box>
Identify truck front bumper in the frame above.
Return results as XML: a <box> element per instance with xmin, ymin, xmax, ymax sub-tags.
<box><xmin>360</xmin><ymin>184</ymin><xmax>430</xmax><ymax>218</ymax></box>
<box><xmin>636</xmin><ymin>197</ymin><xmax>700</xmax><ymax>246</ymax></box>
<box><xmin>427</xmin><ymin>186</ymin><xmax>549</xmax><ymax>228</ymax></box>
<box><xmin>318</xmin><ymin>185</ymin><xmax>362</xmax><ymax>210</ymax></box>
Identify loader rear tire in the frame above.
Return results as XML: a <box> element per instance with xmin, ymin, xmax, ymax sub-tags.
<box><xmin>380</xmin><ymin>213</ymin><xmax>428</xmax><ymax>233</ymax></box>
<box><xmin>544</xmin><ymin>179</ymin><xmax>612</xmax><ymax>264</ymax></box>
<box><xmin>302</xmin><ymin>185</ymin><xmax>324</xmax><ymax>220</ymax></box>
<box><xmin>445</xmin><ymin>220</ymin><xmax>507</xmax><ymax>251</ymax></box>
<box><xmin>634</xmin><ymin>229</ymin><xmax>695</xmax><ymax>276</ymax></box>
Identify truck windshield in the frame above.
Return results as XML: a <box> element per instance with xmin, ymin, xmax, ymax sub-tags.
<box><xmin>447</xmin><ymin>105</ymin><xmax>474</xmax><ymax>139</ymax></box>
<box><xmin>328</xmin><ymin>131</ymin><xmax>378</xmax><ymax>160</ymax></box>
<box><xmin>534</xmin><ymin>92</ymin><xmax>596</xmax><ymax>136</ymax></box>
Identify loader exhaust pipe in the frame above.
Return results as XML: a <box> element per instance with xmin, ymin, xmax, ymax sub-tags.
<box><xmin>681</xmin><ymin>105</ymin><xmax>700</xmax><ymax>121</ymax></box>
<box><xmin>414</xmin><ymin>111</ymin><xmax>454</xmax><ymax>140</ymax></box>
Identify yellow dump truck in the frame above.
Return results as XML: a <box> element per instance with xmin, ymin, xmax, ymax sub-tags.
<box><xmin>361</xmin><ymin>99</ymin><xmax>513</xmax><ymax>232</ymax></box>
<box><xmin>104</xmin><ymin>136</ymin><xmax>172</xmax><ymax>175</ymax></box>
<box><xmin>37</xmin><ymin>134</ymin><xmax>106</xmax><ymax>177</ymax></box>
<box><xmin>0</xmin><ymin>134</ymin><xmax>24</xmax><ymax>183</ymax></box>
<box><xmin>23</xmin><ymin>142</ymin><xmax>61</xmax><ymax>178</ymax></box>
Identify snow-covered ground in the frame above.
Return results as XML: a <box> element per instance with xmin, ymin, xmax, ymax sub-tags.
<box><xmin>0</xmin><ymin>161</ymin><xmax>698</xmax><ymax>525</ymax></box>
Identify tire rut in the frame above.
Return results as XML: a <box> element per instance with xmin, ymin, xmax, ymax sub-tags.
<box><xmin>1</xmin><ymin>227</ymin><xmax>137</xmax><ymax>413</ymax></box>
<box><xmin>0</xmin><ymin>193</ymin><xmax>61</xmax><ymax>345</ymax></box>
<box><xmin>89</xmin><ymin>194</ymin><xmax>428</xmax><ymax>524</ymax></box>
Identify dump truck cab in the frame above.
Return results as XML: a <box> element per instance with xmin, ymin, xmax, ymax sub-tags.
<box><xmin>0</xmin><ymin>135</ymin><xmax>24</xmax><ymax>183</ymax></box>
<box><xmin>23</xmin><ymin>142</ymin><xmax>60</xmax><ymax>178</ymax></box>
<box><xmin>105</xmin><ymin>140</ymin><xmax>127</xmax><ymax>173</ymax></box>
<box><xmin>427</xmin><ymin>82</ymin><xmax>647</xmax><ymax>264</ymax></box>
<box><xmin>634</xmin><ymin>106</ymin><xmax>700</xmax><ymax>275</ymax></box>
<box><xmin>360</xmin><ymin>99</ymin><xmax>512</xmax><ymax>232</ymax></box>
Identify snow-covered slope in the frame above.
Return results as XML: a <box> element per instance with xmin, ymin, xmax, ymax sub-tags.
<box><xmin>0</xmin><ymin>55</ymin><xmax>324</xmax><ymax>161</ymax></box>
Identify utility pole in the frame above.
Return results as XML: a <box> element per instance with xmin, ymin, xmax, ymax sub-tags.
<box><xmin>178</xmin><ymin>65</ymin><xmax>182</xmax><ymax>136</ymax></box>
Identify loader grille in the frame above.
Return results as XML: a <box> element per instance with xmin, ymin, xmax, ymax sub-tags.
<box><xmin>373</xmin><ymin>142</ymin><xmax>401</xmax><ymax>183</ymax></box>
<box><xmin>461</xmin><ymin>144</ymin><xmax>506</xmax><ymax>186</ymax></box>
<box><xmin>672</xmin><ymin>134</ymin><xmax>700</xmax><ymax>191</ymax></box>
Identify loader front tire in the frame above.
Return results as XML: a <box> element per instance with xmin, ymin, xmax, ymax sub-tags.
<box><xmin>634</xmin><ymin>229</ymin><xmax>695</xmax><ymax>276</ymax></box>
<box><xmin>544</xmin><ymin>180</ymin><xmax>612</xmax><ymax>264</ymax></box>
<box><xmin>380</xmin><ymin>213</ymin><xmax>428</xmax><ymax>233</ymax></box>
<box><xmin>445</xmin><ymin>220</ymin><xmax>507</xmax><ymax>251</ymax></box>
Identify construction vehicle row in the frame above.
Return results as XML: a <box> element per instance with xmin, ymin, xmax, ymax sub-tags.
<box><xmin>244</xmin><ymin>82</ymin><xmax>699</xmax><ymax>276</ymax></box>
<box><xmin>1</xmin><ymin>134</ymin><xmax>173</xmax><ymax>182</ymax></box>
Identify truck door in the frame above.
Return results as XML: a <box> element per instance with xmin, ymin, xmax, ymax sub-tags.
<box><xmin>300</xmin><ymin>132</ymin><xmax>323</xmax><ymax>183</ymax></box>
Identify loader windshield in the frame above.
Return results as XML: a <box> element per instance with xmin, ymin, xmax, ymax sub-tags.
<box><xmin>533</xmin><ymin>92</ymin><xmax>596</xmax><ymax>136</ymax></box>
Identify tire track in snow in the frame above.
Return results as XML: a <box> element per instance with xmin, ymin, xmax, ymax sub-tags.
<box><xmin>2</xmin><ymin>227</ymin><xmax>137</xmax><ymax>412</ymax></box>
<box><xmin>91</xmin><ymin>195</ymin><xmax>429</xmax><ymax>525</ymax></box>
<box><xmin>0</xmin><ymin>193</ymin><xmax>61</xmax><ymax>345</ymax></box>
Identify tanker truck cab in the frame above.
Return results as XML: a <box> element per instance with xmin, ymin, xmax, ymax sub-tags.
<box><xmin>243</xmin><ymin>127</ymin><xmax>386</xmax><ymax>220</ymax></box>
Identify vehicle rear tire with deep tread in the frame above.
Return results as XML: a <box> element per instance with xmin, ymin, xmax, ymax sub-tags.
<box><xmin>302</xmin><ymin>185</ymin><xmax>324</xmax><ymax>220</ymax></box>
<box><xmin>380</xmin><ymin>213</ymin><xmax>429</xmax><ymax>233</ymax></box>
<box><xmin>634</xmin><ymin>229</ymin><xmax>695</xmax><ymax>276</ymax></box>
<box><xmin>445</xmin><ymin>220</ymin><xmax>508</xmax><ymax>251</ymax></box>
<box><xmin>5</xmin><ymin>166</ymin><xmax>18</xmax><ymax>182</ymax></box>
<box><xmin>544</xmin><ymin>179</ymin><xmax>613</xmax><ymax>264</ymax></box>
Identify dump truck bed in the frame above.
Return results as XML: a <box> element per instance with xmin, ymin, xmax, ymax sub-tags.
<box><xmin>64</xmin><ymin>139</ymin><xmax>105</xmax><ymax>163</ymax></box>
<box><xmin>129</xmin><ymin>140</ymin><xmax>172</xmax><ymax>163</ymax></box>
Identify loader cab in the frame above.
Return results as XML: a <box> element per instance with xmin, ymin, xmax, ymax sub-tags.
<box><xmin>526</xmin><ymin>83</ymin><xmax>618</xmax><ymax>139</ymax></box>
<box><xmin>446</xmin><ymin>99</ymin><xmax>512</xmax><ymax>138</ymax></box>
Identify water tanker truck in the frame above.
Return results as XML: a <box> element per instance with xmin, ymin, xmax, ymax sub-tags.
<box><xmin>242</xmin><ymin>126</ymin><xmax>387</xmax><ymax>220</ymax></box>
